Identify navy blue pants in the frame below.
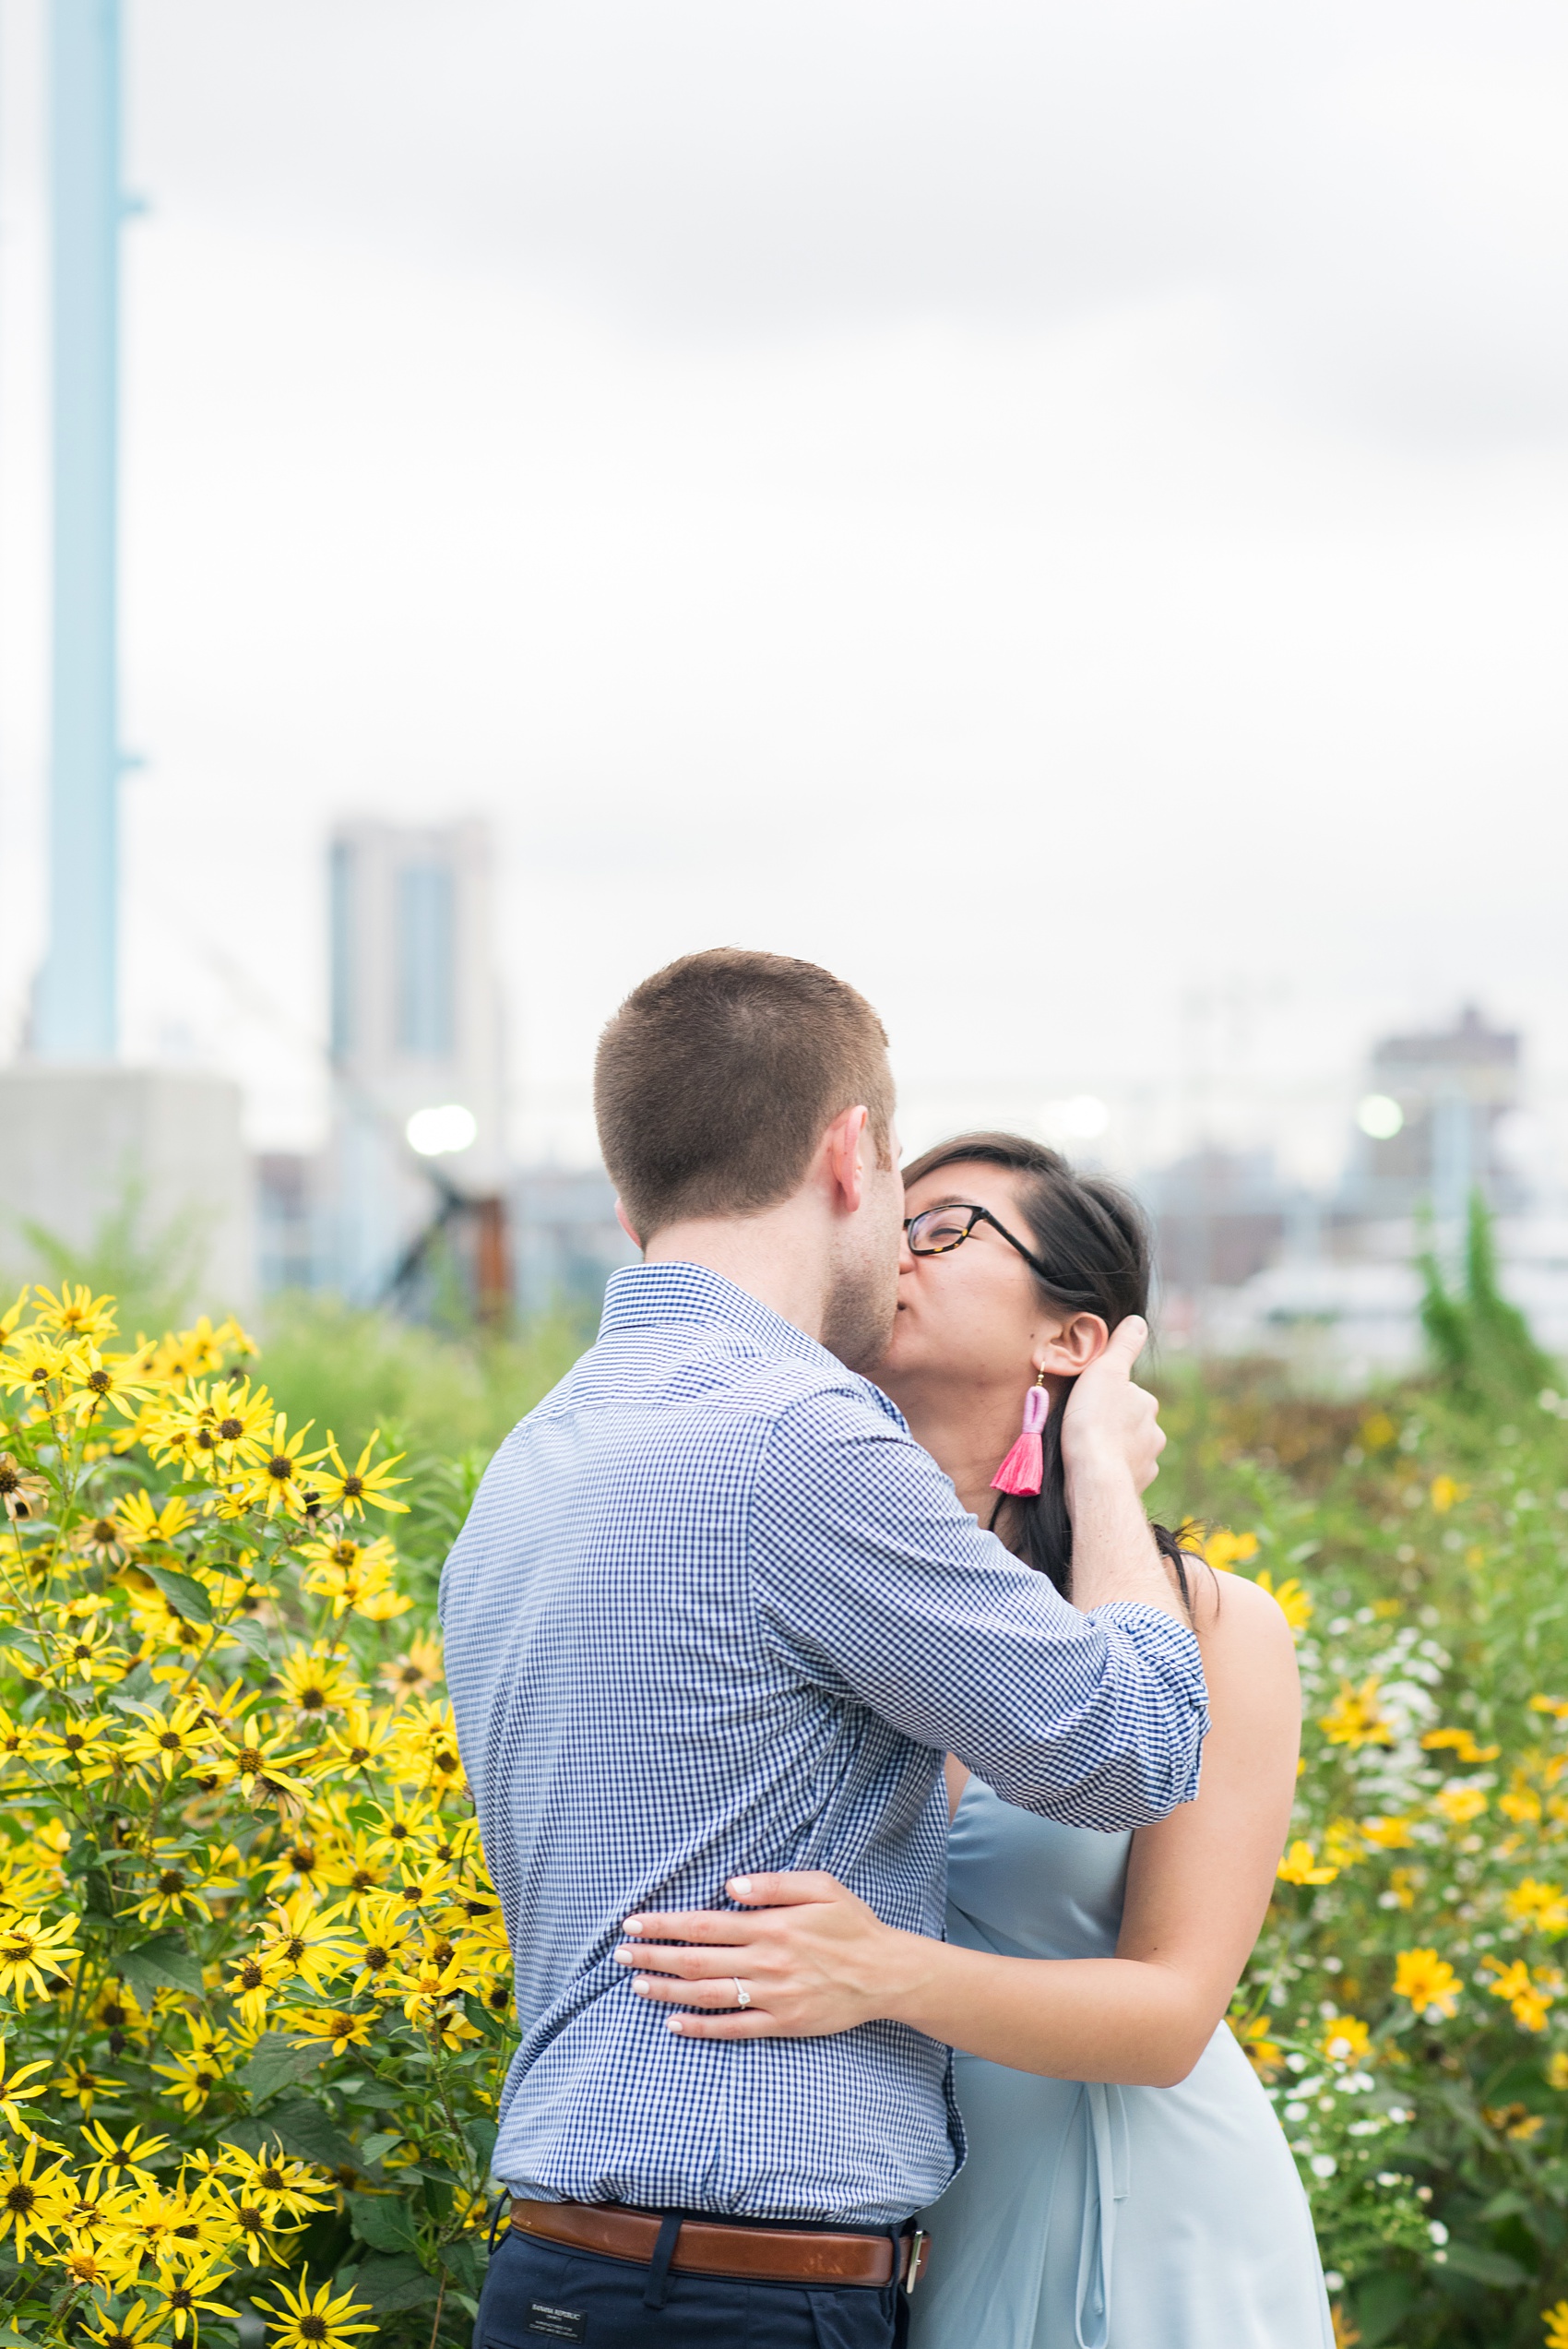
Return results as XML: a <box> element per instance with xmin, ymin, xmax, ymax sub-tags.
<box><xmin>472</xmin><ymin>2227</ymin><xmax>909</xmax><ymax>2349</ymax></box>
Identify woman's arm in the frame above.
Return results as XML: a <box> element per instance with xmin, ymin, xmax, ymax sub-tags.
<box><xmin>618</xmin><ymin>1573</ymin><xmax>1300</xmax><ymax>2087</ymax></box>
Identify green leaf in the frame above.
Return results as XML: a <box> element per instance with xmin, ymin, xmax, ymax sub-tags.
<box><xmin>441</xmin><ymin>2237</ymin><xmax>483</xmax><ymax>2296</ymax></box>
<box><xmin>348</xmin><ymin>2189</ymin><xmax>422</xmax><ymax>2258</ymax></box>
<box><xmin>241</xmin><ymin>2032</ymin><xmax>328</xmax><ymax>2105</ymax></box>
<box><xmin>1439</xmin><ymin>2238</ymin><xmax>1527</xmax><ymax>2288</ymax></box>
<box><xmin>223</xmin><ymin>1616</ymin><xmax>271</xmax><ymax>1660</ymax></box>
<box><xmin>106</xmin><ymin>1658</ymin><xmax>156</xmax><ymax>1710</ymax></box>
<box><xmin>358</xmin><ymin>2129</ymin><xmax>402</xmax><ymax>2166</ymax></box>
<box><xmin>338</xmin><ymin>2251</ymin><xmax>438</xmax><ymax>2314</ymax></box>
<box><xmin>462</xmin><ymin>2114</ymin><xmax>498</xmax><ymax>2175</ymax></box>
<box><xmin>267</xmin><ymin>2094</ymin><xmax>359</xmax><ymax>2175</ymax></box>
<box><xmin>120</xmin><ymin>1930</ymin><xmax>205</xmax><ymax>2004</ymax></box>
<box><xmin>139</xmin><ymin>1561</ymin><xmax>213</xmax><ymax>1625</ymax></box>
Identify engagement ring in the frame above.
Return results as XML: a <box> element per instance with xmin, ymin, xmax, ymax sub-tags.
<box><xmin>732</xmin><ymin>1977</ymin><xmax>752</xmax><ymax>2009</ymax></box>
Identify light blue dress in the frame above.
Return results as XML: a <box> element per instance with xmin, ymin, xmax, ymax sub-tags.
<box><xmin>909</xmin><ymin>1779</ymin><xmax>1335</xmax><ymax>2349</ymax></box>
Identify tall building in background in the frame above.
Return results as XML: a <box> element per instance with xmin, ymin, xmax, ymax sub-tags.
<box><xmin>1348</xmin><ymin>1005</ymin><xmax>1524</xmax><ymax>1222</ymax></box>
<box><xmin>261</xmin><ymin>820</ymin><xmax>508</xmax><ymax>1304</ymax></box>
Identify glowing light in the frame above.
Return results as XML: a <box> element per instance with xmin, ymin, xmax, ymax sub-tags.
<box><xmin>1040</xmin><ymin>1095</ymin><xmax>1110</xmax><ymax>1140</ymax></box>
<box><xmin>1357</xmin><ymin>1094</ymin><xmax>1404</xmax><ymax>1140</ymax></box>
<box><xmin>406</xmin><ymin>1103</ymin><xmax>477</xmax><ymax>1157</ymax></box>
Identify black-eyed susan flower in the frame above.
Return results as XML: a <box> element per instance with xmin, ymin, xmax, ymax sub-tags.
<box><xmin>316</xmin><ymin>1700</ymin><xmax>398</xmax><ymax>1781</ymax></box>
<box><xmin>81</xmin><ymin>2294</ymin><xmax>166</xmax><ymax>2348</ymax></box>
<box><xmin>0</xmin><ymin>2033</ymin><xmax>51</xmax><ymax>2130</ymax></box>
<box><xmin>30</xmin><ymin>1283</ymin><xmax>118</xmax><ymax>1343</ymax></box>
<box><xmin>316</xmin><ymin>1430</ymin><xmax>409</xmax><ymax>1520</ymax></box>
<box><xmin>273</xmin><ymin>1642</ymin><xmax>359</xmax><ymax>1722</ymax></box>
<box><xmin>53</xmin><ymin>2057</ymin><xmax>125</xmax><ymax>2116</ymax></box>
<box><xmin>149</xmin><ymin>2249</ymin><xmax>236</xmax><ymax>2339</ymax></box>
<box><xmin>63</xmin><ymin>1344</ymin><xmax>162</xmax><ymax>1428</ymax></box>
<box><xmin>0</xmin><ymin>1906</ymin><xmax>79</xmax><ymax>2007</ymax></box>
<box><xmin>0</xmin><ymin>1451</ymin><xmax>47</xmax><ymax>1522</ymax></box>
<box><xmin>284</xmin><ymin>2004</ymin><xmax>374</xmax><ymax>2056</ymax></box>
<box><xmin>377</xmin><ymin>1631</ymin><xmax>443</xmax><ymax>1703</ymax></box>
<box><xmin>233</xmin><ymin>1413</ymin><xmax>328</xmax><ymax>1519</ymax></box>
<box><xmin>207</xmin><ymin>1716</ymin><xmax>315</xmax><ymax>1807</ymax></box>
<box><xmin>150</xmin><ymin>2025</ymin><xmax>233</xmax><ymax>2115</ymax></box>
<box><xmin>256</xmin><ymin>1889</ymin><xmax>351</xmax><ymax>1997</ymax></box>
<box><xmin>224</xmin><ymin>1947</ymin><xmax>292</xmax><ymax>2029</ymax></box>
<box><xmin>119</xmin><ymin>1696</ymin><xmax>216</xmax><ymax>1781</ymax></box>
<box><xmin>126</xmin><ymin>1841</ymin><xmax>233</xmax><ymax>1927</ymax></box>
<box><xmin>259</xmin><ymin>2266</ymin><xmax>377</xmax><ymax>2349</ymax></box>
<box><xmin>0</xmin><ymin>2128</ymin><xmax>72</xmax><ymax>2261</ymax></box>
<box><xmin>0</xmin><ymin>1329</ymin><xmax>86</xmax><ymax>1404</ymax></box>
<box><xmin>113</xmin><ymin>1488</ymin><xmax>195</xmax><ymax>1550</ymax></box>
<box><xmin>81</xmin><ymin>2119</ymin><xmax>172</xmax><ymax>2200</ymax></box>
<box><xmin>217</xmin><ymin>2142</ymin><xmax>331</xmax><ymax>2227</ymax></box>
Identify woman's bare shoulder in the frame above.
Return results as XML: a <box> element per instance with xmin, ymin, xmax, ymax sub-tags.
<box><xmin>1186</xmin><ymin>1559</ymin><xmax>1299</xmax><ymax>1669</ymax></box>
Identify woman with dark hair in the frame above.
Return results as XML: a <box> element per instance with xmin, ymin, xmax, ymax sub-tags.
<box><xmin>620</xmin><ymin>1134</ymin><xmax>1334</xmax><ymax>2348</ymax></box>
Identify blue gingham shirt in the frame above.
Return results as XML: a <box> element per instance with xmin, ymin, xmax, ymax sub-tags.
<box><xmin>439</xmin><ymin>1263</ymin><xmax>1206</xmax><ymax>2226</ymax></box>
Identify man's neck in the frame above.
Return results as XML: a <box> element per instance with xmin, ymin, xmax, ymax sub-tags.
<box><xmin>644</xmin><ymin>1209</ymin><xmax>831</xmax><ymax>1344</ymax></box>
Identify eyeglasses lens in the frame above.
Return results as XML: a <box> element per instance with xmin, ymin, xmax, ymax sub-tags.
<box><xmin>907</xmin><ymin>1207</ymin><xmax>979</xmax><ymax>1256</ymax></box>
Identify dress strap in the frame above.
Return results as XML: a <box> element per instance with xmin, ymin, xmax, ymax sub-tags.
<box><xmin>1073</xmin><ymin>2083</ymin><xmax>1131</xmax><ymax>2349</ymax></box>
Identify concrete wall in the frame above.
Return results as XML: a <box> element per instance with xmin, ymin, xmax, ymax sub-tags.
<box><xmin>0</xmin><ymin>1067</ymin><xmax>254</xmax><ymax>1308</ymax></box>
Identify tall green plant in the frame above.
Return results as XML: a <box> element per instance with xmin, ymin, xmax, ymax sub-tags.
<box><xmin>1420</xmin><ymin>1195</ymin><xmax>1550</xmax><ymax>1406</ymax></box>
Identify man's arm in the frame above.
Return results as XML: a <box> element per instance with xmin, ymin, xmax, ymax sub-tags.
<box><xmin>750</xmin><ymin>1388</ymin><xmax>1207</xmax><ymax>1832</ymax></box>
<box><xmin>1059</xmin><ymin>1315</ymin><xmax>1184</xmax><ymax>1618</ymax></box>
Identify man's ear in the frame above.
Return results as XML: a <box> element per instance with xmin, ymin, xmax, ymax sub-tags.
<box><xmin>823</xmin><ymin>1104</ymin><xmax>871</xmax><ymax>1212</ymax></box>
<box><xmin>613</xmin><ymin>1198</ymin><xmax>643</xmax><ymax>1248</ymax></box>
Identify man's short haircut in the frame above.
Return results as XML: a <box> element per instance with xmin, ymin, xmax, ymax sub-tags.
<box><xmin>595</xmin><ymin>948</ymin><xmax>895</xmax><ymax>1240</ymax></box>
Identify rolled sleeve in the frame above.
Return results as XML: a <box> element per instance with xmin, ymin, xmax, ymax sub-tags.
<box><xmin>750</xmin><ymin>1391</ymin><xmax>1208</xmax><ymax>1831</ymax></box>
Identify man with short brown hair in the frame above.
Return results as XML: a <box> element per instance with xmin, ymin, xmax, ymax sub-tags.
<box><xmin>443</xmin><ymin>948</ymin><xmax>1206</xmax><ymax>2349</ymax></box>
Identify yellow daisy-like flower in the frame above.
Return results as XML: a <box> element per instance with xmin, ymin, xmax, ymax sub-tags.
<box><xmin>1486</xmin><ymin>1959</ymin><xmax>1562</xmax><ymax>2033</ymax></box>
<box><xmin>47</xmin><ymin>1613</ymin><xmax>130</xmax><ymax>1687</ymax></box>
<box><xmin>284</xmin><ymin>2005</ymin><xmax>374</xmax><ymax>2055</ymax></box>
<box><xmin>149</xmin><ymin>2249</ymin><xmax>237</xmax><ymax>2339</ymax></box>
<box><xmin>1199</xmin><ymin>1527</ymin><xmax>1259</xmax><ymax>1571</ymax></box>
<box><xmin>1318</xmin><ymin>2012</ymin><xmax>1372</xmax><ymax>2066</ymax></box>
<box><xmin>0</xmin><ymin>2034</ymin><xmax>51</xmax><ymax>2130</ymax></box>
<box><xmin>378</xmin><ymin>1631</ymin><xmax>444</xmax><ymax>1704</ymax></box>
<box><xmin>315</xmin><ymin>1430</ymin><xmax>410</xmax><ymax>1520</ymax></box>
<box><xmin>1392</xmin><ymin>1946</ymin><xmax>1463</xmax><ymax>2021</ymax></box>
<box><xmin>1545</xmin><ymin>2303</ymin><xmax>1568</xmax><ymax>2349</ymax></box>
<box><xmin>232</xmin><ymin>1412</ymin><xmax>328</xmax><ymax>1518</ymax></box>
<box><xmin>36</xmin><ymin>1710</ymin><xmax>119</xmax><ymax>1783</ymax></box>
<box><xmin>81</xmin><ymin>2295</ymin><xmax>167</xmax><ymax>2347</ymax></box>
<box><xmin>274</xmin><ymin>1642</ymin><xmax>361</xmax><ymax>1721</ymax></box>
<box><xmin>53</xmin><ymin>2057</ymin><xmax>125</xmax><ymax>2115</ymax></box>
<box><xmin>260</xmin><ymin>2267</ymin><xmax>378</xmax><ymax>2349</ymax></box>
<box><xmin>119</xmin><ymin>1696</ymin><xmax>217</xmax><ymax>1781</ymax></box>
<box><xmin>1433</xmin><ymin>1782</ymin><xmax>1489</xmax><ymax>1826</ymax></box>
<box><xmin>316</xmin><ymin>1700</ymin><xmax>398</xmax><ymax>1781</ymax></box>
<box><xmin>300</xmin><ymin>1532</ymin><xmax>410</xmax><ymax>1621</ymax></box>
<box><xmin>127</xmin><ymin>1841</ymin><xmax>232</xmax><ymax>1926</ymax></box>
<box><xmin>1253</xmin><ymin>1569</ymin><xmax>1313</xmax><ymax>1634</ymax></box>
<box><xmin>30</xmin><ymin>1283</ymin><xmax>118</xmax><ymax>1341</ymax></box>
<box><xmin>207</xmin><ymin>1715</ymin><xmax>316</xmax><ymax>1806</ymax></box>
<box><xmin>1421</xmin><ymin>1725</ymin><xmax>1500</xmax><ymax>1764</ymax></box>
<box><xmin>0</xmin><ymin>1906</ymin><xmax>79</xmax><ymax>2008</ymax></box>
<box><xmin>63</xmin><ymin>1343</ymin><xmax>162</xmax><ymax>1426</ymax></box>
<box><xmin>257</xmin><ymin>1889</ymin><xmax>351</xmax><ymax>1997</ymax></box>
<box><xmin>1505</xmin><ymin>1878</ymin><xmax>1568</xmax><ymax>1936</ymax></box>
<box><xmin>224</xmin><ymin>1947</ymin><xmax>293</xmax><ymax>2029</ymax></box>
<box><xmin>1360</xmin><ymin>1814</ymin><xmax>1416</xmax><ymax>1851</ymax></box>
<box><xmin>81</xmin><ymin>2119</ymin><xmax>172</xmax><ymax>2200</ymax></box>
<box><xmin>217</xmin><ymin>2141</ymin><xmax>332</xmax><ymax>2226</ymax></box>
<box><xmin>0</xmin><ymin>2128</ymin><xmax>72</xmax><ymax>2261</ymax></box>
<box><xmin>70</xmin><ymin>1509</ymin><xmax>130</xmax><ymax>1566</ymax></box>
<box><xmin>0</xmin><ymin>1710</ymin><xmax>42</xmax><ymax>1773</ymax></box>
<box><xmin>0</xmin><ymin>1450</ymin><xmax>48</xmax><ymax>1522</ymax></box>
<box><xmin>113</xmin><ymin>1488</ymin><xmax>196</xmax><ymax>1549</ymax></box>
<box><xmin>0</xmin><ymin>1328</ymin><xmax>87</xmax><ymax>1403</ymax></box>
<box><xmin>58</xmin><ymin>2232</ymin><xmax>117</xmax><ymax>2291</ymax></box>
<box><xmin>1277</xmin><ymin>1840</ymin><xmax>1336</xmax><ymax>1886</ymax></box>
<box><xmin>1319</xmin><ymin>1676</ymin><xmax>1395</xmax><ymax>1750</ymax></box>
<box><xmin>150</xmin><ymin>2032</ymin><xmax>232</xmax><ymax>2115</ymax></box>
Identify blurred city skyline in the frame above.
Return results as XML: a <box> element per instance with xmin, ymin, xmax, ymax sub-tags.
<box><xmin>0</xmin><ymin>0</ymin><xmax>1564</xmax><ymax>1188</ymax></box>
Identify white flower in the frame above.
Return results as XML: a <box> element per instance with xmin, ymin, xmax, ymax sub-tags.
<box><xmin>1324</xmin><ymin>2271</ymin><xmax>1344</xmax><ymax>2291</ymax></box>
<box><xmin>1429</xmin><ymin>2220</ymin><xmax>1449</xmax><ymax>2245</ymax></box>
<box><xmin>1311</xmin><ymin>2154</ymin><xmax>1337</xmax><ymax>2178</ymax></box>
<box><xmin>1284</xmin><ymin>2102</ymin><xmax>1308</xmax><ymax>2123</ymax></box>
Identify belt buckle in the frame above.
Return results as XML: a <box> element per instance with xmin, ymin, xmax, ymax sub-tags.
<box><xmin>903</xmin><ymin>2228</ymin><xmax>932</xmax><ymax>2293</ymax></box>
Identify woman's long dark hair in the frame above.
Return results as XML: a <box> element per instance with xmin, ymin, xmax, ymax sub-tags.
<box><xmin>903</xmin><ymin>1130</ymin><xmax>1193</xmax><ymax>1610</ymax></box>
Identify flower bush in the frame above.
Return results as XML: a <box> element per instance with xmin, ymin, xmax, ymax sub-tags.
<box><xmin>1163</xmin><ymin>1224</ymin><xmax>1568</xmax><ymax>2349</ymax></box>
<box><xmin>0</xmin><ymin>1283</ymin><xmax>515</xmax><ymax>2346</ymax></box>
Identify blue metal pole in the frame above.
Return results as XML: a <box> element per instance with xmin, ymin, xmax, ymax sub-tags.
<box><xmin>36</xmin><ymin>0</ymin><xmax>122</xmax><ymax>1061</ymax></box>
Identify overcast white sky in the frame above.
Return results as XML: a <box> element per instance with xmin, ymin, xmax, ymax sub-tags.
<box><xmin>1</xmin><ymin>0</ymin><xmax>1565</xmax><ymax>1182</ymax></box>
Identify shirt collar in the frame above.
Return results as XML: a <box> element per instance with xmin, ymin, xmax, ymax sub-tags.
<box><xmin>598</xmin><ymin>1259</ymin><xmax>844</xmax><ymax>1370</ymax></box>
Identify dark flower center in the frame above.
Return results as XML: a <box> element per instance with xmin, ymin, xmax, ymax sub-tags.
<box><xmin>267</xmin><ymin>1456</ymin><xmax>292</xmax><ymax>1481</ymax></box>
<box><xmin>159</xmin><ymin>1730</ymin><xmax>182</xmax><ymax>1749</ymax></box>
<box><xmin>219</xmin><ymin>1418</ymin><xmax>244</xmax><ymax>1440</ymax></box>
<box><xmin>158</xmin><ymin>1870</ymin><xmax>184</xmax><ymax>1895</ymax></box>
<box><xmin>342</xmin><ymin>1475</ymin><xmax>364</xmax><ymax>1497</ymax></box>
<box><xmin>87</xmin><ymin>1368</ymin><xmax>111</xmax><ymax>1393</ymax></box>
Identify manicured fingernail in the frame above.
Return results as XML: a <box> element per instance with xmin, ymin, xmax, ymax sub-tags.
<box><xmin>665</xmin><ymin>2014</ymin><xmax>684</xmax><ymax>2032</ymax></box>
<box><xmin>730</xmin><ymin>1877</ymin><xmax>752</xmax><ymax>1897</ymax></box>
<box><xmin>632</xmin><ymin>1978</ymin><xmax>651</xmax><ymax>1996</ymax></box>
<box><xmin>624</xmin><ymin>1917</ymin><xmax>646</xmax><ymax>1935</ymax></box>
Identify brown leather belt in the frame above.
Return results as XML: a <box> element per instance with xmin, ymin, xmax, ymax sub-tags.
<box><xmin>510</xmin><ymin>2199</ymin><xmax>931</xmax><ymax>2291</ymax></box>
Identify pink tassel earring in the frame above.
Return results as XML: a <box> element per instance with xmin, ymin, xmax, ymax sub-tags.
<box><xmin>992</xmin><ymin>1373</ymin><xmax>1050</xmax><ymax>1498</ymax></box>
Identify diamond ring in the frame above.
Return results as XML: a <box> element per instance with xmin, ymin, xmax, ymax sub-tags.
<box><xmin>732</xmin><ymin>1977</ymin><xmax>752</xmax><ymax>2009</ymax></box>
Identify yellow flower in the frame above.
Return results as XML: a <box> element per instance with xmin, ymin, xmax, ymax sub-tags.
<box><xmin>317</xmin><ymin>1701</ymin><xmax>399</xmax><ymax>1780</ymax></box>
<box><xmin>149</xmin><ymin>2249</ymin><xmax>237</xmax><ymax>2338</ymax></box>
<box><xmin>1393</xmin><ymin>1946</ymin><xmax>1462</xmax><ymax>2020</ymax></box>
<box><xmin>224</xmin><ymin>1947</ymin><xmax>292</xmax><ymax>2028</ymax></box>
<box><xmin>119</xmin><ymin>1696</ymin><xmax>217</xmax><ymax>1781</ymax></box>
<box><xmin>63</xmin><ymin>1342</ymin><xmax>162</xmax><ymax>1426</ymax></box>
<box><xmin>151</xmin><ymin>2030</ymin><xmax>233</xmax><ymax>2115</ymax></box>
<box><xmin>81</xmin><ymin>2118</ymin><xmax>172</xmax><ymax>2200</ymax></box>
<box><xmin>1421</xmin><ymin>1725</ymin><xmax>1500</xmax><ymax>1764</ymax></box>
<box><xmin>30</xmin><ymin>1282</ymin><xmax>118</xmax><ymax>1341</ymax></box>
<box><xmin>1199</xmin><ymin>1527</ymin><xmax>1259</xmax><ymax>1572</ymax></box>
<box><xmin>36</xmin><ymin>1710</ymin><xmax>119</xmax><ymax>1783</ymax></box>
<box><xmin>0</xmin><ymin>1906</ymin><xmax>78</xmax><ymax>2007</ymax></box>
<box><xmin>1360</xmin><ymin>1411</ymin><xmax>1396</xmax><ymax>1449</ymax></box>
<box><xmin>0</xmin><ymin>1451</ymin><xmax>48</xmax><ymax>1522</ymax></box>
<box><xmin>113</xmin><ymin>1488</ymin><xmax>195</xmax><ymax>1548</ymax></box>
<box><xmin>300</xmin><ymin>1532</ymin><xmax>410</xmax><ymax>1621</ymax></box>
<box><xmin>1253</xmin><ymin>1570</ymin><xmax>1313</xmax><ymax>1633</ymax></box>
<box><xmin>232</xmin><ymin>1412</ymin><xmax>328</xmax><ymax>1518</ymax></box>
<box><xmin>1360</xmin><ymin>1815</ymin><xmax>1416</xmax><ymax>1851</ymax></box>
<box><xmin>207</xmin><ymin>1715</ymin><xmax>315</xmax><ymax>1806</ymax></box>
<box><xmin>0</xmin><ymin>1328</ymin><xmax>87</xmax><ymax>1403</ymax></box>
<box><xmin>1319</xmin><ymin>2012</ymin><xmax>1372</xmax><ymax>2065</ymax></box>
<box><xmin>53</xmin><ymin>2057</ymin><xmax>125</xmax><ymax>2115</ymax></box>
<box><xmin>275</xmin><ymin>1642</ymin><xmax>361</xmax><ymax>1721</ymax></box>
<box><xmin>1546</xmin><ymin>2301</ymin><xmax>1568</xmax><ymax>2349</ymax></box>
<box><xmin>217</xmin><ymin>2140</ymin><xmax>332</xmax><ymax>2225</ymax></box>
<box><xmin>46</xmin><ymin>1613</ymin><xmax>130</xmax><ymax>1687</ymax></box>
<box><xmin>1277</xmin><ymin>1841</ymin><xmax>1337</xmax><ymax>1886</ymax></box>
<box><xmin>1433</xmin><ymin>1783</ymin><xmax>1489</xmax><ymax>1826</ymax></box>
<box><xmin>1531</xmin><ymin>1695</ymin><xmax>1568</xmax><ymax>1723</ymax></box>
<box><xmin>285</xmin><ymin>2005</ymin><xmax>374</xmax><ymax>2055</ymax></box>
<box><xmin>258</xmin><ymin>1889</ymin><xmax>351</xmax><ymax>1996</ymax></box>
<box><xmin>1486</xmin><ymin>1959</ymin><xmax>1558</xmax><ymax>2032</ymax></box>
<box><xmin>1429</xmin><ymin>1474</ymin><xmax>1468</xmax><ymax>1512</ymax></box>
<box><xmin>127</xmin><ymin>1842</ymin><xmax>232</xmax><ymax>1926</ymax></box>
<box><xmin>1231</xmin><ymin>2009</ymin><xmax>1282</xmax><ymax>2075</ymax></box>
<box><xmin>81</xmin><ymin>2296</ymin><xmax>166</xmax><ymax>2347</ymax></box>
<box><xmin>0</xmin><ymin>2034</ymin><xmax>51</xmax><ymax>2130</ymax></box>
<box><xmin>1547</xmin><ymin>2050</ymin><xmax>1568</xmax><ymax>2092</ymax></box>
<box><xmin>260</xmin><ymin>2267</ymin><xmax>378</xmax><ymax>2349</ymax></box>
<box><xmin>1320</xmin><ymin>1677</ymin><xmax>1395</xmax><ymax>1749</ymax></box>
<box><xmin>1506</xmin><ymin>1878</ymin><xmax>1568</xmax><ymax>1937</ymax></box>
<box><xmin>0</xmin><ymin>2129</ymin><xmax>72</xmax><ymax>2261</ymax></box>
<box><xmin>389</xmin><ymin>1697</ymin><xmax>464</xmax><ymax>1793</ymax></box>
<box><xmin>378</xmin><ymin>1631</ymin><xmax>444</xmax><ymax>1703</ymax></box>
<box><xmin>316</xmin><ymin>1430</ymin><xmax>410</xmax><ymax>1520</ymax></box>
